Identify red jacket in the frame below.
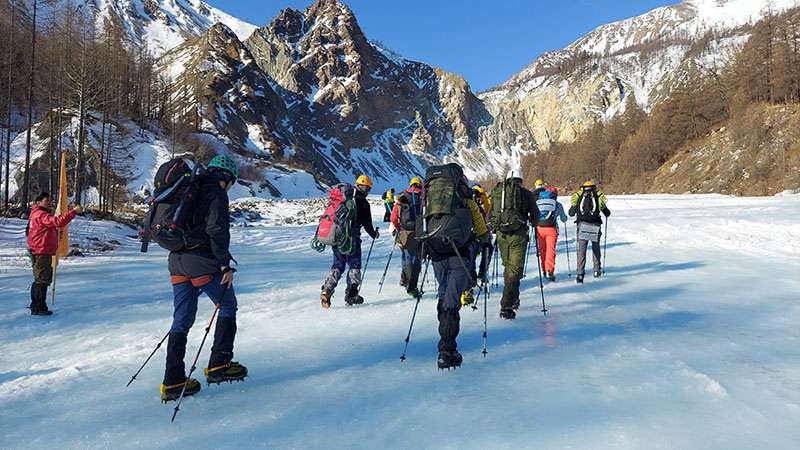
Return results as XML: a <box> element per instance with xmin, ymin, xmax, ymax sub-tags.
<box><xmin>27</xmin><ymin>205</ymin><xmax>77</xmax><ymax>255</ymax></box>
<box><xmin>390</xmin><ymin>186</ymin><xmax>422</xmax><ymax>230</ymax></box>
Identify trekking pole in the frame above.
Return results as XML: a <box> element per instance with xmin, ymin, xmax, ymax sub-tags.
<box><xmin>171</xmin><ymin>297</ymin><xmax>224</xmax><ymax>423</ymax></box>
<box><xmin>126</xmin><ymin>330</ymin><xmax>170</xmax><ymax>387</ymax></box>
<box><xmin>378</xmin><ymin>233</ymin><xmax>398</xmax><ymax>294</ymax></box>
<box><xmin>360</xmin><ymin>228</ymin><xmax>378</xmax><ymax>284</ymax></box>
<box><xmin>564</xmin><ymin>225</ymin><xmax>572</xmax><ymax>278</ymax></box>
<box><xmin>603</xmin><ymin>219</ymin><xmax>609</xmax><ymax>274</ymax></box>
<box><xmin>482</xmin><ymin>279</ymin><xmax>488</xmax><ymax>357</ymax></box>
<box><xmin>400</xmin><ymin>247</ymin><xmax>430</xmax><ymax>362</ymax></box>
<box><xmin>533</xmin><ymin>237</ymin><xmax>548</xmax><ymax>316</ymax></box>
<box><xmin>522</xmin><ymin>225</ymin><xmax>531</xmax><ymax>279</ymax></box>
<box><xmin>492</xmin><ymin>240</ymin><xmax>499</xmax><ymax>288</ymax></box>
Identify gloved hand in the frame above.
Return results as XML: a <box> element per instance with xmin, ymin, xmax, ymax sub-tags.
<box><xmin>604</xmin><ymin>210</ymin><xmax>611</xmax><ymax>217</ymax></box>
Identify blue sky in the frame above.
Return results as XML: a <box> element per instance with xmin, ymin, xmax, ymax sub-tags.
<box><xmin>207</xmin><ymin>0</ymin><xmax>677</xmax><ymax>92</ymax></box>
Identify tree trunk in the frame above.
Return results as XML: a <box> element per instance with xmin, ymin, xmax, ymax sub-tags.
<box><xmin>22</xmin><ymin>0</ymin><xmax>37</xmax><ymax>208</ymax></box>
<box><xmin>3</xmin><ymin>0</ymin><xmax>15</xmax><ymax>210</ymax></box>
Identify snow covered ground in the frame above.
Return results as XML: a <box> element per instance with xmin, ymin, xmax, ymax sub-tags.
<box><xmin>1</xmin><ymin>194</ymin><xmax>799</xmax><ymax>449</ymax></box>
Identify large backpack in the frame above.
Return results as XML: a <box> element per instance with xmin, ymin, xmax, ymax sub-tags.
<box><xmin>141</xmin><ymin>158</ymin><xmax>201</xmax><ymax>253</ymax></box>
<box><xmin>490</xmin><ymin>179</ymin><xmax>527</xmax><ymax>234</ymax></box>
<box><xmin>536</xmin><ymin>189</ymin><xmax>558</xmax><ymax>227</ymax></box>
<box><xmin>577</xmin><ymin>188</ymin><xmax>601</xmax><ymax>223</ymax></box>
<box><xmin>312</xmin><ymin>183</ymin><xmax>357</xmax><ymax>255</ymax></box>
<box><xmin>416</xmin><ymin>163</ymin><xmax>472</xmax><ymax>255</ymax></box>
<box><xmin>397</xmin><ymin>189</ymin><xmax>422</xmax><ymax>231</ymax></box>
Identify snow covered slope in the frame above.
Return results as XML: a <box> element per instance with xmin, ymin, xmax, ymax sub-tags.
<box><xmin>482</xmin><ymin>0</ymin><xmax>800</xmax><ymax>147</ymax></box>
<box><xmin>44</xmin><ymin>0</ymin><xmax>257</xmax><ymax>56</ymax></box>
<box><xmin>1</xmin><ymin>194</ymin><xmax>799</xmax><ymax>448</ymax></box>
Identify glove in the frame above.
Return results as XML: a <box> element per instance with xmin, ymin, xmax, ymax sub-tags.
<box><xmin>478</xmin><ymin>232</ymin><xmax>490</xmax><ymax>244</ymax></box>
<box><xmin>604</xmin><ymin>209</ymin><xmax>611</xmax><ymax>217</ymax></box>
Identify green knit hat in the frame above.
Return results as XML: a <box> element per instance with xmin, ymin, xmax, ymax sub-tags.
<box><xmin>208</xmin><ymin>154</ymin><xmax>238</xmax><ymax>180</ymax></box>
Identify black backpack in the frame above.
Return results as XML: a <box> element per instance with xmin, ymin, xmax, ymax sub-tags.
<box><xmin>577</xmin><ymin>188</ymin><xmax>601</xmax><ymax>223</ymax></box>
<box><xmin>397</xmin><ymin>190</ymin><xmax>422</xmax><ymax>231</ymax></box>
<box><xmin>416</xmin><ymin>163</ymin><xmax>473</xmax><ymax>255</ymax></box>
<box><xmin>140</xmin><ymin>158</ymin><xmax>201</xmax><ymax>253</ymax></box>
<box><xmin>490</xmin><ymin>179</ymin><xmax>527</xmax><ymax>234</ymax></box>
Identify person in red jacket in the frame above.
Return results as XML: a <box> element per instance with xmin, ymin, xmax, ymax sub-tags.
<box><xmin>26</xmin><ymin>192</ymin><xmax>81</xmax><ymax>315</ymax></box>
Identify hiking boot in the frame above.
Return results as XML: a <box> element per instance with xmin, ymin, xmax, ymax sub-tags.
<box><xmin>547</xmin><ymin>272</ymin><xmax>556</xmax><ymax>282</ymax></box>
<box><xmin>593</xmin><ymin>270</ymin><xmax>602</xmax><ymax>278</ymax></box>
<box><xmin>320</xmin><ymin>290</ymin><xmax>332</xmax><ymax>309</ymax></box>
<box><xmin>437</xmin><ymin>351</ymin><xmax>462</xmax><ymax>370</ymax></box>
<box><xmin>512</xmin><ymin>300</ymin><xmax>520</xmax><ymax>311</ymax></box>
<box><xmin>576</xmin><ymin>274</ymin><xmax>584</xmax><ymax>284</ymax></box>
<box><xmin>160</xmin><ymin>378</ymin><xmax>201</xmax><ymax>403</ymax></box>
<box><xmin>500</xmin><ymin>308</ymin><xmax>516</xmax><ymax>320</ymax></box>
<box><xmin>31</xmin><ymin>308</ymin><xmax>53</xmax><ymax>316</ymax></box>
<box><xmin>460</xmin><ymin>288</ymin><xmax>474</xmax><ymax>306</ymax></box>
<box><xmin>205</xmin><ymin>361</ymin><xmax>248</xmax><ymax>384</ymax></box>
<box><xmin>345</xmin><ymin>294</ymin><xmax>364</xmax><ymax>306</ymax></box>
<box><xmin>406</xmin><ymin>287</ymin><xmax>420</xmax><ymax>298</ymax></box>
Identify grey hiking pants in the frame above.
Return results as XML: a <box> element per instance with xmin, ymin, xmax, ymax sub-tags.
<box><xmin>576</xmin><ymin>226</ymin><xmax>602</xmax><ymax>276</ymax></box>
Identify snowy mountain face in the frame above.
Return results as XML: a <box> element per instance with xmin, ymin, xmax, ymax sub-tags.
<box><xmin>155</xmin><ymin>0</ymin><xmax>527</xmax><ymax>193</ymax></box>
<box><xmin>481</xmin><ymin>0</ymin><xmax>800</xmax><ymax>148</ymax></box>
<box><xmin>63</xmin><ymin>0</ymin><xmax>257</xmax><ymax>56</ymax></box>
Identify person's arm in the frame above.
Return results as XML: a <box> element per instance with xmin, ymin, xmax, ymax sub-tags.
<box><xmin>557</xmin><ymin>202</ymin><xmax>568</xmax><ymax>222</ymax></box>
<box><xmin>598</xmin><ymin>192</ymin><xmax>611</xmax><ymax>217</ymax></box>
<box><xmin>38</xmin><ymin>209</ymin><xmax>78</xmax><ymax>228</ymax></box>
<box><xmin>528</xmin><ymin>191</ymin><xmax>539</xmax><ymax>226</ymax></box>
<box><xmin>359</xmin><ymin>197</ymin><xmax>378</xmax><ymax>239</ymax></box>
<box><xmin>390</xmin><ymin>201</ymin><xmax>401</xmax><ymax>230</ymax></box>
<box><xmin>205</xmin><ymin>188</ymin><xmax>232</xmax><ymax>268</ymax></box>
<box><xmin>468</xmin><ymin>199</ymin><xmax>489</xmax><ymax>242</ymax></box>
<box><xmin>568</xmin><ymin>191</ymin><xmax>579</xmax><ymax>217</ymax></box>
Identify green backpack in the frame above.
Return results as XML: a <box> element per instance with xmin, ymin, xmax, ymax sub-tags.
<box><xmin>491</xmin><ymin>179</ymin><xmax>528</xmax><ymax>234</ymax></box>
<box><xmin>417</xmin><ymin>163</ymin><xmax>473</xmax><ymax>255</ymax></box>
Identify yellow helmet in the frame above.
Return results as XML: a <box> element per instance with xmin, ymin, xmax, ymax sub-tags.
<box><xmin>409</xmin><ymin>177</ymin><xmax>422</xmax><ymax>187</ymax></box>
<box><xmin>582</xmin><ymin>180</ymin><xmax>594</xmax><ymax>187</ymax></box>
<box><xmin>535</xmin><ymin>179</ymin><xmax>544</xmax><ymax>188</ymax></box>
<box><xmin>471</xmin><ymin>184</ymin><xmax>486</xmax><ymax>195</ymax></box>
<box><xmin>356</xmin><ymin>175</ymin><xmax>373</xmax><ymax>189</ymax></box>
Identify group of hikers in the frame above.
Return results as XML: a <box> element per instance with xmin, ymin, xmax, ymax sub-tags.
<box><xmin>22</xmin><ymin>154</ymin><xmax>610</xmax><ymax>408</ymax></box>
<box><xmin>314</xmin><ymin>162</ymin><xmax>611</xmax><ymax>370</ymax></box>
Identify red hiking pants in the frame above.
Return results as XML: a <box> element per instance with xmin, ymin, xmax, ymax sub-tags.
<box><xmin>536</xmin><ymin>226</ymin><xmax>559</xmax><ymax>273</ymax></box>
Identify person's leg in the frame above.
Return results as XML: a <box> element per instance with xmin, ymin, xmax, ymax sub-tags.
<box><xmin>438</xmin><ymin>256</ymin><xmax>468</xmax><ymax>367</ymax></box>
<box><xmin>591</xmin><ymin>238</ymin><xmax>602</xmax><ymax>275</ymax></box>
<box><xmin>165</xmin><ymin>281</ymin><xmax>199</xmax><ymax>385</ymax></box>
<box><xmin>536</xmin><ymin>227</ymin><xmax>547</xmax><ymax>273</ymax></box>
<box><xmin>30</xmin><ymin>255</ymin><xmax>53</xmax><ymax>313</ymax></box>
<box><xmin>200</xmin><ymin>273</ymin><xmax>240</xmax><ymax>370</ymax></box>
<box><xmin>544</xmin><ymin>227</ymin><xmax>558</xmax><ymax>274</ymax></box>
<box><xmin>407</xmin><ymin>247</ymin><xmax>421</xmax><ymax>294</ymax></box>
<box><xmin>576</xmin><ymin>239</ymin><xmax>588</xmax><ymax>277</ymax></box>
<box><xmin>400</xmin><ymin>250</ymin><xmax>408</xmax><ymax>287</ymax></box>
<box><xmin>504</xmin><ymin>233</ymin><xmax>527</xmax><ymax>308</ymax></box>
<box><xmin>345</xmin><ymin>239</ymin><xmax>363</xmax><ymax>303</ymax></box>
<box><xmin>322</xmin><ymin>247</ymin><xmax>347</xmax><ymax>293</ymax></box>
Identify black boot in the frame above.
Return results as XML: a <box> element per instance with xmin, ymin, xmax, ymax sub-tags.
<box><xmin>30</xmin><ymin>282</ymin><xmax>52</xmax><ymax>316</ymax></box>
<box><xmin>344</xmin><ymin>285</ymin><xmax>364</xmax><ymax>306</ymax></box>
<box><xmin>437</xmin><ymin>306</ymin><xmax>461</xmax><ymax>368</ymax></box>
<box><xmin>576</xmin><ymin>274</ymin><xmax>584</xmax><ymax>284</ymax></box>
<box><xmin>206</xmin><ymin>317</ymin><xmax>247</xmax><ymax>384</ymax></box>
<box><xmin>160</xmin><ymin>332</ymin><xmax>201</xmax><ymax>401</ymax></box>
<box><xmin>500</xmin><ymin>307</ymin><xmax>516</xmax><ymax>320</ymax></box>
<box><xmin>164</xmin><ymin>332</ymin><xmax>188</xmax><ymax>386</ymax></box>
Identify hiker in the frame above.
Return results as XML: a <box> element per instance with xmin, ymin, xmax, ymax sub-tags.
<box><xmin>160</xmin><ymin>155</ymin><xmax>247</xmax><ymax>402</ymax></box>
<box><xmin>490</xmin><ymin>168</ymin><xmax>539</xmax><ymax>320</ymax></box>
<box><xmin>390</xmin><ymin>177</ymin><xmax>423</xmax><ymax>297</ymax></box>
<box><xmin>533</xmin><ymin>178</ymin><xmax>545</xmax><ymax>197</ymax></box>
<box><xmin>419</xmin><ymin>163</ymin><xmax>489</xmax><ymax>369</ymax></box>
<box><xmin>320</xmin><ymin>175</ymin><xmax>378</xmax><ymax>308</ymax></box>
<box><xmin>535</xmin><ymin>184</ymin><xmax>567</xmax><ymax>281</ymax></box>
<box><xmin>381</xmin><ymin>188</ymin><xmax>395</xmax><ymax>222</ymax></box>
<box><xmin>25</xmin><ymin>192</ymin><xmax>81</xmax><ymax>316</ymax></box>
<box><xmin>568</xmin><ymin>181</ymin><xmax>611</xmax><ymax>284</ymax></box>
<box><xmin>461</xmin><ymin>183</ymin><xmax>493</xmax><ymax>306</ymax></box>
